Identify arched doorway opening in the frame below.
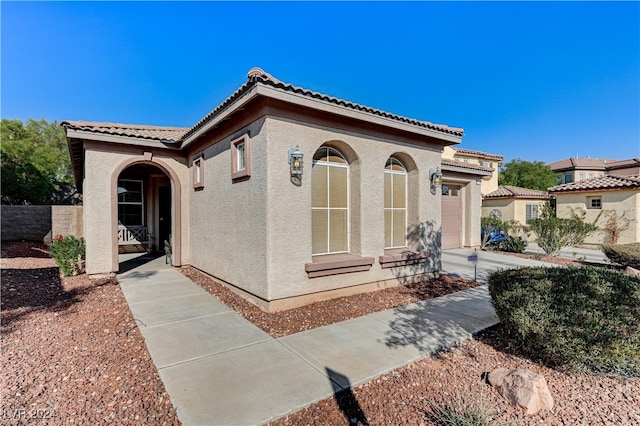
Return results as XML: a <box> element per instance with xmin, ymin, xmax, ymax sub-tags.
<box><xmin>113</xmin><ymin>161</ymin><xmax>179</xmax><ymax>272</ymax></box>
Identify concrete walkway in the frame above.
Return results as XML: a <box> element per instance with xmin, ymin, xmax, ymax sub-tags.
<box><xmin>118</xmin><ymin>251</ymin><xmax>554</xmax><ymax>425</ymax></box>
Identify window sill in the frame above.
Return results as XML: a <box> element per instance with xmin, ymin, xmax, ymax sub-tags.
<box><xmin>379</xmin><ymin>248</ymin><xmax>430</xmax><ymax>269</ymax></box>
<box><xmin>305</xmin><ymin>253</ymin><xmax>375</xmax><ymax>278</ymax></box>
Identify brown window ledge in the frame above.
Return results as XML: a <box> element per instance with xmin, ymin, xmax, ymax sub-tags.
<box><xmin>305</xmin><ymin>253</ymin><xmax>374</xmax><ymax>278</ymax></box>
<box><xmin>379</xmin><ymin>248</ymin><xmax>430</xmax><ymax>269</ymax></box>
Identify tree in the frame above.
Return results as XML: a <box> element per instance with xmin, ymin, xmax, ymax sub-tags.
<box><xmin>498</xmin><ymin>158</ymin><xmax>560</xmax><ymax>191</ymax></box>
<box><xmin>1</xmin><ymin>118</ymin><xmax>73</xmax><ymax>204</ymax></box>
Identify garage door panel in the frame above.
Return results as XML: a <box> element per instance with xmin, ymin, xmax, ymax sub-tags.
<box><xmin>441</xmin><ymin>185</ymin><xmax>461</xmax><ymax>249</ymax></box>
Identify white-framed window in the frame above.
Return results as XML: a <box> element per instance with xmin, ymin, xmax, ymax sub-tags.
<box><xmin>118</xmin><ymin>179</ymin><xmax>144</xmax><ymax>226</ymax></box>
<box><xmin>526</xmin><ymin>204</ymin><xmax>539</xmax><ymax>223</ymax></box>
<box><xmin>311</xmin><ymin>147</ymin><xmax>348</xmax><ymax>255</ymax></box>
<box><xmin>588</xmin><ymin>197</ymin><xmax>602</xmax><ymax>209</ymax></box>
<box><xmin>384</xmin><ymin>157</ymin><xmax>407</xmax><ymax>248</ymax></box>
<box><xmin>236</xmin><ymin>142</ymin><xmax>246</xmax><ymax>170</ymax></box>
<box><xmin>231</xmin><ymin>134</ymin><xmax>251</xmax><ymax>181</ymax></box>
<box><xmin>579</xmin><ymin>173</ymin><xmax>585</xmax><ymax>180</ymax></box>
<box><xmin>589</xmin><ymin>173</ymin><xmax>595</xmax><ymax>179</ymax></box>
<box><xmin>193</xmin><ymin>156</ymin><xmax>204</xmax><ymax>189</ymax></box>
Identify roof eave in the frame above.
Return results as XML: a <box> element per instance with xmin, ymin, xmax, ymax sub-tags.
<box><xmin>441</xmin><ymin>163</ymin><xmax>492</xmax><ymax>177</ymax></box>
<box><xmin>65</xmin><ymin>128</ymin><xmax>182</xmax><ymax>150</ymax></box>
<box><xmin>180</xmin><ymin>81</ymin><xmax>463</xmax><ymax>149</ymax></box>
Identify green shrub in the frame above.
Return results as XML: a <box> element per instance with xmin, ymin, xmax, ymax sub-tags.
<box><xmin>491</xmin><ymin>236</ymin><xmax>527</xmax><ymax>253</ymax></box>
<box><xmin>602</xmin><ymin>243</ymin><xmax>640</xmax><ymax>269</ymax></box>
<box><xmin>488</xmin><ymin>267</ymin><xmax>640</xmax><ymax>377</ymax></box>
<box><xmin>50</xmin><ymin>234</ymin><xmax>85</xmax><ymax>276</ymax></box>
<box><xmin>529</xmin><ymin>217</ymin><xmax>598</xmax><ymax>256</ymax></box>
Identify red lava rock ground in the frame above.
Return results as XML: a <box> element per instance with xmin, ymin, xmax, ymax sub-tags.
<box><xmin>1</xmin><ymin>241</ymin><xmax>178</xmax><ymax>425</ymax></box>
<box><xmin>4</xmin><ymin>241</ymin><xmax>638</xmax><ymax>425</ymax></box>
<box><xmin>179</xmin><ymin>267</ymin><xmax>481</xmax><ymax>338</ymax></box>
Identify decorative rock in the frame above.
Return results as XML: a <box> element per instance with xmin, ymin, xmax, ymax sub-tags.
<box><xmin>625</xmin><ymin>266</ymin><xmax>639</xmax><ymax>277</ymax></box>
<box><xmin>488</xmin><ymin>368</ymin><xmax>554</xmax><ymax>415</ymax></box>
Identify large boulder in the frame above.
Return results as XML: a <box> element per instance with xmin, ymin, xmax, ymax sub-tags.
<box><xmin>488</xmin><ymin>368</ymin><xmax>554</xmax><ymax>415</ymax></box>
<box><xmin>625</xmin><ymin>266</ymin><xmax>640</xmax><ymax>277</ymax></box>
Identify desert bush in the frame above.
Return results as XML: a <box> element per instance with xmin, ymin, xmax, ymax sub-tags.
<box><xmin>488</xmin><ymin>267</ymin><xmax>640</xmax><ymax>377</ymax></box>
<box><xmin>426</xmin><ymin>396</ymin><xmax>495</xmax><ymax>426</ymax></box>
<box><xmin>528</xmin><ymin>204</ymin><xmax>599</xmax><ymax>256</ymax></box>
<box><xmin>601</xmin><ymin>210</ymin><xmax>634</xmax><ymax>244</ymax></box>
<box><xmin>490</xmin><ymin>236</ymin><xmax>527</xmax><ymax>253</ymax></box>
<box><xmin>602</xmin><ymin>243</ymin><xmax>640</xmax><ymax>269</ymax></box>
<box><xmin>50</xmin><ymin>234</ymin><xmax>85</xmax><ymax>276</ymax></box>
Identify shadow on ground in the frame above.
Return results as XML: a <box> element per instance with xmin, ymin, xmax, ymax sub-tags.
<box><xmin>383</xmin><ymin>303</ymin><xmax>472</xmax><ymax>355</ymax></box>
<box><xmin>326</xmin><ymin>367</ymin><xmax>369</xmax><ymax>426</ymax></box>
<box><xmin>1</xmin><ymin>267</ymin><xmax>115</xmax><ymax>331</ymax></box>
<box><xmin>118</xmin><ymin>252</ymin><xmax>165</xmax><ymax>273</ymax></box>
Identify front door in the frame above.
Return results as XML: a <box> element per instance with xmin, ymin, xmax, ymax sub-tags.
<box><xmin>158</xmin><ymin>186</ymin><xmax>172</xmax><ymax>249</ymax></box>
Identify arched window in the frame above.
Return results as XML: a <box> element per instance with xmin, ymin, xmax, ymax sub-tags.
<box><xmin>312</xmin><ymin>147</ymin><xmax>348</xmax><ymax>255</ymax></box>
<box><xmin>384</xmin><ymin>157</ymin><xmax>407</xmax><ymax>248</ymax></box>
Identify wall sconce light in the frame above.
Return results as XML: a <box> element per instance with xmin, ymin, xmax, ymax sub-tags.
<box><xmin>430</xmin><ymin>167</ymin><xmax>443</xmax><ymax>194</ymax></box>
<box><xmin>288</xmin><ymin>145</ymin><xmax>304</xmax><ymax>186</ymax></box>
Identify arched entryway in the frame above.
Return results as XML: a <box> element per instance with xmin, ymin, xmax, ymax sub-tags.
<box><xmin>111</xmin><ymin>157</ymin><xmax>182</xmax><ymax>273</ymax></box>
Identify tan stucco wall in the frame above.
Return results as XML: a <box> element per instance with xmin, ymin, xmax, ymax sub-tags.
<box><xmin>83</xmin><ymin>144</ymin><xmax>190</xmax><ymax>275</ymax></box>
<box><xmin>555</xmin><ymin>190</ymin><xmax>640</xmax><ymax>245</ymax></box>
<box><xmin>482</xmin><ymin>198</ymin><xmax>514</xmax><ymax>221</ymax></box>
<box><xmin>187</xmin><ymin>118</ymin><xmax>270</xmax><ymax>300</ymax></box>
<box><xmin>185</xmin><ymin>113</ymin><xmax>460</xmax><ymax>309</ymax></box>
<box><xmin>262</xmin><ymin>117</ymin><xmax>444</xmax><ymax>302</ymax></box>
<box><xmin>482</xmin><ymin>198</ymin><xmax>547</xmax><ymax>226</ymax></box>
<box><xmin>52</xmin><ymin>206</ymin><xmax>83</xmax><ymax>240</ymax></box>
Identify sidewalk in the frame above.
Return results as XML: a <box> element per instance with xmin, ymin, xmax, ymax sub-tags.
<box><xmin>117</xmin><ymin>252</ymin><xmax>547</xmax><ymax>425</ymax></box>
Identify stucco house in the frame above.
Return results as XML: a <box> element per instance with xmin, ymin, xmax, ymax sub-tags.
<box><xmin>549</xmin><ymin>174</ymin><xmax>640</xmax><ymax>245</ymax></box>
<box><xmin>62</xmin><ymin>68</ymin><xmax>488</xmax><ymax>311</ymax></box>
<box><xmin>482</xmin><ymin>185</ymin><xmax>552</xmax><ymax>225</ymax></box>
<box><xmin>442</xmin><ymin>146</ymin><xmax>503</xmax><ymax>194</ymax></box>
<box><xmin>549</xmin><ymin>157</ymin><xmax>640</xmax><ymax>184</ymax></box>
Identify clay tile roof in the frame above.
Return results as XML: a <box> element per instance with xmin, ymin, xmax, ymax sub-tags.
<box><xmin>453</xmin><ymin>147</ymin><xmax>504</xmax><ymax>161</ymax></box>
<box><xmin>182</xmin><ymin>67</ymin><xmax>464</xmax><ymax>142</ymax></box>
<box><xmin>61</xmin><ymin>120</ymin><xmax>189</xmax><ymax>142</ymax></box>
<box><xmin>606</xmin><ymin>158</ymin><xmax>640</xmax><ymax>170</ymax></box>
<box><xmin>483</xmin><ymin>185</ymin><xmax>551</xmax><ymax>199</ymax></box>
<box><xmin>441</xmin><ymin>158</ymin><xmax>493</xmax><ymax>174</ymax></box>
<box><xmin>548</xmin><ymin>157</ymin><xmax>619</xmax><ymax>171</ymax></box>
<box><xmin>548</xmin><ymin>174</ymin><xmax>640</xmax><ymax>193</ymax></box>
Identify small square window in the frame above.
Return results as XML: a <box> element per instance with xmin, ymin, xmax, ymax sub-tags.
<box><xmin>193</xmin><ymin>157</ymin><xmax>204</xmax><ymax>189</ymax></box>
<box><xmin>588</xmin><ymin>197</ymin><xmax>602</xmax><ymax>209</ymax></box>
<box><xmin>231</xmin><ymin>134</ymin><xmax>251</xmax><ymax>181</ymax></box>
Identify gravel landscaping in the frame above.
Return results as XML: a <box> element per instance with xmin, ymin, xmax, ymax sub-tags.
<box><xmin>3</xmin><ymin>241</ymin><xmax>638</xmax><ymax>425</ymax></box>
<box><xmin>1</xmin><ymin>241</ymin><xmax>178</xmax><ymax>425</ymax></box>
<box><xmin>179</xmin><ymin>266</ymin><xmax>481</xmax><ymax>338</ymax></box>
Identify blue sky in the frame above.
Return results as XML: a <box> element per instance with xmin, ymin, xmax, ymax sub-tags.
<box><xmin>2</xmin><ymin>1</ymin><xmax>639</xmax><ymax>164</ymax></box>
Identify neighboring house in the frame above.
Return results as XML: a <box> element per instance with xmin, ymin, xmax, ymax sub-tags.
<box><xmin>548</xmin><ymin>174</ymin><xmax>640</xmax><ymax>245</ymax></box>
<box><xmin>482</xmin><ymin>185</ymin><xmax>552</xmax><ymax>225</ymax></box>
<box><xmin>62</xmin><ymin>67</ymin><xmax>488</xmax><ymax>311</ymax></box>
<box><xmin>549</xmin><ymin>157</ymin><xmax>640</xmax><ymax>184</ymax></box>
<box><xmin>441</xmin><ymin>146</ymin><xmax>503</xmax><ymax>194</ymax></box>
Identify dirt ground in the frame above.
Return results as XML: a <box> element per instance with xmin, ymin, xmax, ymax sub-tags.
<box><xmin>3</xmin><ymin>241</ymin><xmax>638</xmax><ymax>425</ymax></box>
<box><xmin>1</xmin><ymin>241</ymin><xmax>178</xmax><ymax>425</ymax></box>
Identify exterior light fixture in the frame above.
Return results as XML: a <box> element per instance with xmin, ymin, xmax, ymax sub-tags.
<box><xmin>288</xmin><ymin>145</ymin><xmax>304</xmax><ymax>186</ymax></box>
<box><xmin>430</xmin><ymin>167</ymin><xmax>443</xmax><ymax>194</ymax></box>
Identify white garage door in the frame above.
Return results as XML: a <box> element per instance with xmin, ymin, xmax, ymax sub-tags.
<box><xmin>441</xmin><ymin>184</ymin><xmax>461</xmax><ymax>249</ymax></box>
